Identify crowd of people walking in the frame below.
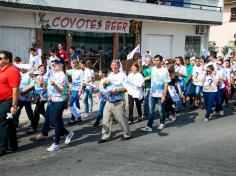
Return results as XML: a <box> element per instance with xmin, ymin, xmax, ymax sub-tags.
<box><xmin>1</xmin><ymin>43</ymin><xmax>236</xmax><ymax>155</ymax></box>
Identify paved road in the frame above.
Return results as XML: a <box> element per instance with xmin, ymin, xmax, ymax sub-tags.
<box><xmin>1</xmin><ymin>98</ymin><xmax>236</xmax><ymax>176</ymax></box>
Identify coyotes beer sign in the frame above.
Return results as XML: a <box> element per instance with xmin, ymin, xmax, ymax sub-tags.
<box><xmin>36</xmin><ymin>13</ymin><xmax>130</xmax><ymax>34</ymax></box>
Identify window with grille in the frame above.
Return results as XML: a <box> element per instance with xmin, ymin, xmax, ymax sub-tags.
<box><xmin>230</xmin><ymin>8</ymin><xmax>236</xmax><ymax>22</ymax></box>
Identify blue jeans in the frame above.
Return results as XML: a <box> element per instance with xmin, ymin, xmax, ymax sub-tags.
<box><xmin>215</xmin><ymin>88</ymin><xmax>223</xmax><ymax>112</ymax></box>
<box><xmin>15</xmin><ymin>100</ymin><xmax>35</xmax><ymax>126</ymax></box>
<box><xmin>70</xmin><ymin>90</ymin><xmax>80</xmax><ymax>120</ymax></box>
<box><xmin>83</xmin><ymin>88</ymin><xmax>93</xmax><ymax>113</ymax></box>
<box><xmin>88</xmin><ymin>89</ymin><xmax>93</xmax><ymax>113</ymax></box>
<box><xmin>143</xmin><ymin>88</ymin><xmax>150</xmax><ymax>117</ymax></box>
<box><xmin>203</xmin><ymin>92</ymin><xmax>217</xmax><ymax>119</ymax></box>
<box><xmin>147</xmin><ymin>96</ymin><xmax>165</xmax><ymax>128</ymax></box>
<box><xmin>42</xmin><ymin>101</ymin><xmax>69</xmax><ymax>144</ymax></box>
<box><xmin>176</xmin><ymin>79</ymin><xmax>185</xmax><ymax>110</ymax></box>
<box><xmin>94</xmin><ymin>98</ymin><xmax>106</xmax><ymax>125</ymax></box>
<box><xmin>42</xmin><ymin>102</ymin><xmax>52</xmax><ymax>137</ymax></box>
<box><xmin>189</xmin><ymin>84</ymin><xmax>203</xmax><ymax>98</ymax></box>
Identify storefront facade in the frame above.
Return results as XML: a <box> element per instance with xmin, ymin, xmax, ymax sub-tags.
<box><xmin>0</xmin><ymin>0</ymin><xmax>223</xmax><ymax>67</ymax></box>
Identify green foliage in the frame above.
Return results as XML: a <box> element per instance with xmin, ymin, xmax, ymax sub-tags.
<box><xmin>221</xmin><ymin>45</ymin><xmax>235</xmax><ymax>56</ymax></box>
<box><xmin>208</xmin><ymin>41</ymin><xmax>219</xmax><ymax>52</ymax></box>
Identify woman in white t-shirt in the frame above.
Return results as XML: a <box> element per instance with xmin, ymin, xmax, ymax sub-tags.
<box><xmin>41</xmin><ymin>58</ymin><xmax>74</xmax><ymax>152</ymax></box>
<box><xmin>67</xmin><ymin>60</ymin><xmax>82</xmax><ymax>124</ymax></box>
<box><xmin>174</xmin><ymin>56</ymin><xmax>187</xmax><ymax>110</ymax></box>
<box><xmin>215</xmin><ymin>58</ymin><xmax>226</xmax><ymax>115</ymax></box>
<box><xmin>190</xmin><ymin>58</ymin><xmax>204</xmax><ymax>107</ymax></box>
<box><xmin>80</xmin><ymin>60</ymin><xmax>92</xmax><ymax>118</ymax></box>
<box><xmin>86</xmin><ymin>60</ymin><xmax>95</xmax><ymax>115</ymax></box>
<box><xmin>127</xmin><ymin>63</ymin><xmax>144</xmax><ymax>124</ymax></box>
<box><xmin>202</xmin><ymin>65</ymin><xmax>219</xmax><ymax>122</ymax></box>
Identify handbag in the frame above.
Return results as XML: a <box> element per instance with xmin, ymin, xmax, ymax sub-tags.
<box><xmin>30</xmin><ymin>93</ymin><xmax>40</xmax><ymax>104</ymax></box>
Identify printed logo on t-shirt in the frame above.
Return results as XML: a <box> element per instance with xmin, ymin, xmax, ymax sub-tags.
<box><xmin>204</xmin><ymin>79</ymin><xmax>215</xmax><ymax>91</ymax></box>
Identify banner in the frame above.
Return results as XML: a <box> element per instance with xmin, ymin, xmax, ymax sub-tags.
<box><xmin>36</xmin><ymin>13</ymin><xmax>130</xmax><ymax>34</ymax></box>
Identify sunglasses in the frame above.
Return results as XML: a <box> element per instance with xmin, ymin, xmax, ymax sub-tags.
<box><xmin>217</xmin><ymin>63</ymin><xmax>222</xmax><ymax>65</ymax></box>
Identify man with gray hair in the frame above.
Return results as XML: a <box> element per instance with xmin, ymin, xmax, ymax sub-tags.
<box><xmin>98</xmin><ymin>59</ymin><xmax>131</xmax><ymax>143</ymax></box>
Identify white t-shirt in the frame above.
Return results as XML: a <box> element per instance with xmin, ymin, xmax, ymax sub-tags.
<box><xmin>19</xmin><ymin>72</ymin><xmax>33</xmax><ymax>101</ymax></box>
<box><xmin>81</xmin><ymin>68</ymin><xmax>92</xmax><ymax>90</ymax></box>
<box><xmin>216</xmin><ymin>68</ymin><xmax>227</xmax><ymax>89</ymax></box>
<box><xmin>174</xmin><ymin>65</ymin><xmax>186</xmax><ymax>80</ymax></box>
<box><xmin>29</xmin><ymin>55</ymin><xmax>42</xmax><ymax>74</ymax></box>
<box><xmin>232</xmin><ymin>60</ymin><xmax>236</xmax><ymax>72</ymax></box>
<box><xmin>225</xmin><ymin>67</ymin><xmax>232</xmax><ymax>82</ymax></box>
<box><xmin>127</xmin><ymin>72</ymin><xmax>144</xmax><ymax>99</ymax></box>
<box><xmin>66</xmin><ymin>69</ymin><xmax>82</xmax><ymax>91</ymax></box>
<box><xmin>192</xmin><ymin>66</ymin><xmax>204</xmax><ymax>86</ymax></box>
<box><xmin>90</xmin><ymin>69</ymin><xmax>95</xmax><ymax>78</ymax></box>
<box><xmin>48</xmin><ymin>71</ymin><xmax>68</xmax><ymax>102</ymax></box>
<box><xmin>106</xmin><ymin>71</ymin><xmax>126</xmax><ymax>101</ymax></box>
<box><xmin>80</xmin><ymin>68</ymin><xmax>92</xmax><ymax>83</ymax></box>
<box><xmin>203</xmin><ymin>75</ymin><xmax>219</xmax><ymax>93</ymax></box>
<box><xmin>150</xmin><ymin>67</ymin><xmax>168</xmax><ymax>98</ymax></box>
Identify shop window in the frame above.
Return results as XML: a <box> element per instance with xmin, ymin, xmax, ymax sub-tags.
<box><xmin>230</xmin><ymin>8</ymin><xmax>236</xmax><ymax>22</ymax></box>
<box><xmin>185</xmin><ymin>36</ymin><xmax>201</xmax><ymax>57</ymax></box>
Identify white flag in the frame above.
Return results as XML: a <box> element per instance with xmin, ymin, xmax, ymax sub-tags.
<box><xmin>225</xmin><ymin>48</ymin><xmax>233</xmax><ymax>58</ymax></box>
<box><xmin>70</xmin><ymin>100</ymin><xmax>81</xmax><ymax>120</ymax></box>
<box><xmin>127</xmin><ymin>44</ymin><xmax>140</xmax><ymax>60</ymax></box>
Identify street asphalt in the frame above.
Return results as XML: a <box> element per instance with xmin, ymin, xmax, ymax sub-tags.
<box><xmin>1</xmin><ymin>95</ymin><xmax>236</xmax><ymax>176</ymax></box>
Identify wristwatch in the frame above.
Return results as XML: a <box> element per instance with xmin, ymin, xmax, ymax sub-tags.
<box><xmin>11</xmin><ymin>104</ymin><xmax>17</xmax><ymax>108</ymax></box>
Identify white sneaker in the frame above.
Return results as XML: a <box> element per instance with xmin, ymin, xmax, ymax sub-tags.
<box><xmin>140</xmin><ymin>126</ymin><xmax>152</xmax><ymax>132</ymax></box>
<box><xmin>65</xmin><ymin>132</ymin><xmax>74</xmax><ymax>144</ymax></box>
<box><xmin>204</xmin><ymin>118</ymin><xmax>209</xmax><ymax>122</ymax></box>
<box><xmin>219</xmin><ymin>111</ymin><xmax>224</xmax><ymax>116</ymax></box>
<box><xmin>47</xmin><ymin>143</ymin><xmax>60</xmax><ymax>152</ymax></box>
<box><xmin>157</xmin><ymin>123</ymin><xmax>165</xmax><ymax>130</ymax></box>
<box><xmin>82</xmin><ymin>112</ymin><xmax>89</xmax><ymax>118</ymax></box>
<box><xmin>170</xmin><ymin>113</ymin><xmax>176</xmax><ymax>122</ymax></box>
<box><xmin>212</xmin><ymin>111</ymin><xmax>219</xmax><ymax>116</ymax></box>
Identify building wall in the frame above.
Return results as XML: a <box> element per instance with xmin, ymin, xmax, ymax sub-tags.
<box><xmin>1</xmin><ymin>0</ymin><xmax>222</xmax><ymax>24</ymax></box>
<box><xmin>141</xmin><ymin>21</ymin><xmax>209</xmax><ymax>58</ymax></box>
<box><xmin>209</xmin><ymin>4</ymin><xmax>236</xmax><ymax>48</ymax></box>
<box><xmin>185</xmin><ymin>0</ymin><xmax>223</xmax><ymax>10</ymax></box>
<box><xmin>0</xmin><ymin>9</ymin><xmax>36</xmax><ymax>60</ymax></box>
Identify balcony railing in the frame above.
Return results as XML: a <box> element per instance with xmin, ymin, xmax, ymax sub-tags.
<box><xmin>128</xmin><ymin>0</ymin><xmax>222</xmax><ymax>11</ymax></box>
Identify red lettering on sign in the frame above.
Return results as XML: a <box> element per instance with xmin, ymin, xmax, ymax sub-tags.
<box><xmin>97</xmin><ymin>20</ymin><xmax>102</xmax><ymax>30</ymax></box>
<box><xmin>84</xmin><ymin>19</ymin><xmax>90</xmax><ymax>29</ymax></box>
<box><xmin>105</xmin><ymin>21</ymin><xmax>111</xmax><ymax>30</ymax></box>
<box><xmin>61</xmin><ymin>17</ymin><xmax>69</xmax><ymax>28</ymax></box>
<box><xmin>76</xmin><ymin>19</ymin><xmax>84</xmax><ymax>29</ymax></box>
<box><xmin>70</xmin><ymin>18</ymin><xmax>76</xmax><ymax>28</ymax></box>
<box><xmin>123</xmin><ymin>22</ymin><xmax>128</xmax><ymax>32</ymax></box>
<box><xmin>111</xmin><ymin>21</ymin><xmax>117</xmax><ymax>30</ymax></box>
<box><xmin>52</xmin><ymin>17</ymin><xmax>60</xmax><ymax>27</ymax></box>
<box><xmin>90</xmin><ymin>20</ymin><xmax>96</xmax><ymax>29</ymax></box>
<box><xmin>117</xmin><ymin>22</ymin><xmax>122</xmax><ymax>31</ymax></box>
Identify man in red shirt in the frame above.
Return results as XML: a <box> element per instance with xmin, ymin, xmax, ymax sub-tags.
<box><xmin>0</xmin><ymin>50</ymin><xmax>21</xmax><ymax>156</ymax></box>
<box><xmin>58</xmin><ymin>43</ymin><xmax>69</xmax><ymax>68</ymax></box>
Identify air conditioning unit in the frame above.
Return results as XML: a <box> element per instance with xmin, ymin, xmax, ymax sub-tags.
<box><xmin>196</xmin><ymin>25</ymin><xmax>208</xmax><ymax>34</ymax></box>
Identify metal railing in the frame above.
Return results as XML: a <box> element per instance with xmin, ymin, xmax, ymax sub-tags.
<box><xmin>129</xmin><ymin>0</ymin><xmax>222</xmax><ymax>11</ymax></box>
